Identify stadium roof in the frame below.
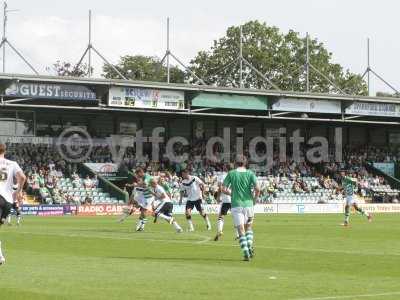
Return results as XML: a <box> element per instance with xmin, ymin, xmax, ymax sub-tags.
<box><xmin>1</xmin><ymin>72</ymin><xmax>400</xmax><ymax>104</ymax></box>
<box><xmin>1</xmin><ymin>73</ymin><xmax>400</xmax><ymax>125</ymax></box>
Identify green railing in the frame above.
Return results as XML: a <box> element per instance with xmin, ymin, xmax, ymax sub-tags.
<box><xmin>78</xmin><ymin>164</ymin><xmax>129</xmax><ymax>203</ymax></box>
<box><xmin>365</xmin><ymin>163</ymin><xmax>400</xmax><ymax>190</ymax></box>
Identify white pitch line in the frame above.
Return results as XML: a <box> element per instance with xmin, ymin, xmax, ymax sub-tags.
<box><xmin>194</xmin><ymin>235</ymin><xmax>212</xmax><ymax>244</ymax></box>
<box><xmin>248</xmin><ymin>245</ymin><xmax>400</xmax><ymax>257</ymax></box>
<box><xmin>12</xmin><ymin>230</ymin><xmax>212</xmax><ymax>246</ymax></box>
<box><xmin>292</xmin><ymin>291</ymin><xmax>400</xmax><ymax>300</ymax></box>
<box><xmin>9</xmin><ymin>231</ymin><xmax>400</xmax><ymax>257</ymax></box>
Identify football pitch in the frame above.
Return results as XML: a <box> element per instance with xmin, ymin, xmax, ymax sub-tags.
<box><xmin>1</xmin><ymin>214</ymin><xmax>400</xmax><ymax>300</ymax></box>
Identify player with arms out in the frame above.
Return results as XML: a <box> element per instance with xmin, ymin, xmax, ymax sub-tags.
<box><xmin>341</xmin><ymin>170</ymin><xmax>372</xmax><ymax>226</ymax></box>
<box><xmin>150</xmin><ymin>178</ymin><xmax>183</xmax><ymax>233</ymax></box>
<box><xmin>180</xmin><ymin>169</ymin><xmax>211</xmax><ymax>232</ymax></box>
<box><xmin>133</xmin><ymin>167</ymin><xmax>154</xmax><ymax>232</ymax></box>
<box><xmin>222</xmin><ymin>155</ymin><xmax>260</xmax><ymax>261</ymax></box>
<box><xmin>0</xmin><ymin>143</ymin><xmax>26</xmax><ymax>265</ymax></box>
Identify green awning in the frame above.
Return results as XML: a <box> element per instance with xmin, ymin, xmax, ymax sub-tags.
<box><xmin>191</xmin><ymin>93</ymin><xmax>268</xmax><ymax>110</ymax></box>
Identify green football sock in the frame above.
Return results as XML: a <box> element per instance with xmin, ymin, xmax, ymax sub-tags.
<box><xmin>245</xmin><ymin>230</ymin><xmax>254</xmax><ymax>250</ymax></box>
<box><xmin>344</xmin><ymin>206</ymin><xmax>350</xmax><ymax>223</ymax></box>
<box><xmin>355</xmin><ymin>206</ymin><xmax>369</xmax><ymax>217</ymax></box>
<box><xmin>239</xmin><ymin>236</ymin><xmax>250</xmax><ymax>258</ymax></box>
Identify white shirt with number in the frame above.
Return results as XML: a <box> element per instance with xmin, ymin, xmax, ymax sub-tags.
<box><xmin>154</xmin><ymin>185</ymin><xmax>172</xmax><ymax>204</ymax></box>
<box><xmin>217</xmin><ymin>172</ymin><xmax>231</xmax><ymax>204</ymax></box>
<box><xmin>153</xmin><ymin>185</ymin><xmax>172</xmax><ymax>214</ymax></box>
<box><xmin>0</xmin><ymin>158</ymin><xmax>22</xmax><ymax>204</ymax></box>
<box><xmin>181</xmin><ymin>175</ymin><xmax>204</xmax><ymax>202</ymax></box>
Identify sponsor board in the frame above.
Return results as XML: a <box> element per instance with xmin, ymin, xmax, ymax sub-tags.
<box><xmin>22</xmin><ymin>203</ymin><xmax>400</xmax><ymax>216</ymax></box>
<box><xmin>108</xmin><ymin>86</ymin><xmax>185</xmax><ymax>110</ymax></box>
<box><xmin>5</xmin><ymin>81</ymin><xmax>96</xmax><ymax>101</ymax></box>
<box><xmin>276</xmin><ymin>203</ymin><xmax>343</xmax><ymax>214</ymax></box>
<box><xmin>345</xmin><ymin>101</ymin><xmax>400</xmax><ymax>117</ymax></box>
<box><xmin>84</xmin><ymin>163</ymin><xmax>119</xmax><ymax>177</ymax></box>
<box><xmin>77</xmin><ymin>204</ymin><xmax>129</xmax><ymax>216</ymax></box>
<box><xmin>272</xmin><ymin>98</ymin><xmax>341</xmax><ymax>114</ymax></box>
<box><xmin>254</xmin><ymin>204</ymin><xmax>278</xmax><ymax>214</ymax></box>
<box><xmin>21</xmin><ymin>205</ymin><xmax>73</xmax><ymax>216</ymax></box>
<box><xmin>353</xmin><ymin>203</ymin><xmax>400</xmax><ymax>213</ymax></box>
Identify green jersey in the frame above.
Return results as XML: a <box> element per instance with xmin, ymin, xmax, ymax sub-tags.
<box><xmin>136</xmin><ymin>173</ymin><xmax>153</xmax><ymax>199</ymax></box>
<box><xmin>161</xmin><ymin>182</ymin><xmax>172</xmax><ymax>194</ymax></box>
<box><xmin>342</xmin><ymin>176</ymin><xmax>357</xmax><ymax>196</ymax></box>
<box><xmin>223</xmin><ymin>168</ymin><xmax>258</xmax><ymax>208</ymax></box>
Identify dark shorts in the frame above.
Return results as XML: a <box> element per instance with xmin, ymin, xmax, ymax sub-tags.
<box><xmin>219</xmin><ymin>203</ymin><xmax>231</xmax><ymax>216</ymax></box>
<box><xmin>11</xmin><ymin>202</ymin><xmax>21</xmax><ymax>215</ymax></box>
<box><xmin>157</xmin><ymin>202</ymin><xmax>173</xmax><ymax>216</ymax></box>
<box><xmin>0</xmin><ymin>196</ymin><xmax>12</xmax><ymax>224</ymax></box>
<box><xmin>186</xmin><ymin>199</ymin><xmax>203</xmax><ymax>213</ymax></box>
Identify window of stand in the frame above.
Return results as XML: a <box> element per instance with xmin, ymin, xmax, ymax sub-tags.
<box><xmin>0</xmin><ymin>110</ymin><xmax>35</xmax><ymax>136</ymax></box>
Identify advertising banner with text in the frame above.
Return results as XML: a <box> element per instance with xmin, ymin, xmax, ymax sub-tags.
<box><xmin>108</xmin><ymin>86</ymin><xmax>185</xmax><ymax>110</ymax></box>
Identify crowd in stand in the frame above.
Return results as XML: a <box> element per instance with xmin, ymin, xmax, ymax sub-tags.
<box><xmin>4</xmin><ymin>141</ymin><xmax>400</xmax><ymax>205</ymax></box>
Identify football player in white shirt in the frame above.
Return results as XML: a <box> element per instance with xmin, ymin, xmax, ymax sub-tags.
<box><xmin>150</xmin><ymin>178</ymin><xmax>183</xmax><ymax>233</ymax></box>
<box><xmin>180</xmin><ymin>169</ymin><xmax>211</xmax><ymax>232</ymax></box>
<box><xmin>0</xmin><ymin>143</ymin><xmax>26</xmax><ymax>265</ymax></box>
<box><xmin>214</xmin><ymin>164</ymin><xmax>236</xmax><ymax>241</ymax></box>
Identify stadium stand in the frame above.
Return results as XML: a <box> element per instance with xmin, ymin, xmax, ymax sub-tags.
<box><xmin>4</xmin><ymin>141</ymin><xmax>399</xmax><ymax>205</ymax></box>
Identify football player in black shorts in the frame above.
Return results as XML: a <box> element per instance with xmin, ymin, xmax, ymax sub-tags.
<box><xmin>180</xmin><ymin>169</ymin><xmax>211</xmax><ymax>232</ymax></box>
<box><xmin>0</xmin><ymin>143</ymin><xmax>26</xmax><ymax>265</ymax></box>
<box><xmin>150</xmin><ymin>178</ymin><xmax>183</xmax><ymax>233</ymax></box>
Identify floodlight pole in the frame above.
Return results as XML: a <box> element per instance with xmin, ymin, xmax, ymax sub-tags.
<box><xmin>159</xmin><ymin>17</ymin><xmax>205</xmax><ymax>85</ymax></box>
<box><xmin>166</xmin><ymin>17</ymin><xmax>170</xmax><ymax>83</ymax></box>
<box><xmin>2</xmin><ymin>2</ymin><xmax>6</xmax><ymax>72</ymax></box>
<box><xmin>306</xmin><ymin>32</ymin><xmax>310</xmax><ymax>93</ymax></box>
<box><xmin>360</xmin><ymin>38</ymin><xmax>399</xmax><ymax>95</ymax></box>
<box><xmin>239</xmin><ymin>26</ymin><xmax>243</xmax><ymax>88</ymax></box>
<box><xmin>74</xmin><ymin>10</ymin><xmax>127</xmax><ymax>80</ymax></box>
<box><xmin>367</xmin><ymin>37</ymin><xmax>370</xmax><ymax>95</ymax></box>
<box><xmin>0</xmin><ymin>1</ymin><xmax>38</xmax><ymax>74</ymax></box>
<box><xmin>88</xmin><ymin>10</ymin><xmax>92</xmax><ymax>77</ymax></box>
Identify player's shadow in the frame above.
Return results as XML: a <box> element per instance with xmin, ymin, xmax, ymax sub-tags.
<box><xmin>109</xmin><ymin>256</ymin><xmax>238</xmax><ymax>263</ymax></box>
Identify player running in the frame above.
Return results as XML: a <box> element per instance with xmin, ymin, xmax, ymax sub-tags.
<box><xmin>0</xmin><ymin>143</ymin><xmax>26</xmax><ymax>265</ymax></box>
<box><xmin>150</xmin><ymin>178</ymin><xmax>183</xmax><ymax>233</ymax></box>
<box><xmin>214</xmin><ymin>165</ymin><xmax>236</xmax><ymax>241</ymax></box>
<box><xmin>133</xmin><ymin>167</ymin><xmax>154</xmax><ymax>232</ymax></box>
<box><xmin>222</xmin><ymin>155</ymin><xmax>260</xmax><ymax>261</ymax></box>
<box><xmin>6</xmin><ymin>184</ymin><xmax>22</xmax><ymax>226</ymax></box>
<box><xmin>180</xmin><ymin>169</ymin><xmax>211</xmax><ymax>232</ymax></box>
<box><xmin>341</xmin><ymin>170</ymin><xmax>372</xmax><ymax>226</ymax></box>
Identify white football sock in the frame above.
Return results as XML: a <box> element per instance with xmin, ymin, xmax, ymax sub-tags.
<box><xmin>172</xmin><ymin>221</ymin><xmax>182</xmax><ymax>231</ymax></box>
<box><xmin>159</xmin><ymin>213</ymin><xmax>172</xmax><ymax>223</ymax></box>
<box><xmin>187</xmin><ymin>219</ymin><xmax>194</xmax><ymax>230</ymax></box>
<box><xmin>217</xmin><ymin>218</ymin><xmax>224</xmax><ymax>233</ymax></box>
<box><xmin>205</xmin><ymin>215</ymin><xmax>211</xmax><ymax>228</ymax></box>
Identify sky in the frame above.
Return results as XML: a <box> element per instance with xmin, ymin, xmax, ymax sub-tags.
<box><xmin>2</xmin><ymin>0</ymin><xmax>400</xmax><ymax>95</ymax></box>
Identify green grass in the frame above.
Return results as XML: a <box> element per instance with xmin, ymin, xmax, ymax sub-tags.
<box><xmin>1</xmin><ymin>214</ymin><xmax>400</xmax><ymax>300</ymax></box>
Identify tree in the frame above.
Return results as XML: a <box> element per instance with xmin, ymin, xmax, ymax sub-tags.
<box><xmin>49</xmin><ymin>61</ymin><xmax>91</xmax><ymax>77</ymax></box>
<box><xmin>102</xmin><ymin>55</ymin><xmax>185</xmax><ymax>83</ymax></box>
<box><xmin>189</xmin><ymin>21</ymin><xmax>367</xmax><ymax>95</ymax></box>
